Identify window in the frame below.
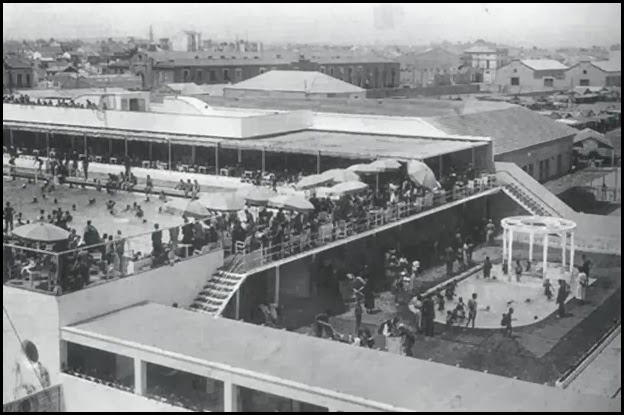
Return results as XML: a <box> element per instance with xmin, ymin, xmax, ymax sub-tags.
<box><xmin>557</xmin><ymin>154</ymin><xmax>563</xmax><ymax>175</ymax></box>
<box><xmin>544</xmin><ymin>78</ymin><xmax>554</xmax><ymax>87</ymax></box>
<box><xmin>582</xmin><ymin>69</ymin><xmax>588</xmax><ymax>75</ymax></box>
<box><xmin>511</xmin><ymin>77</ymin><xmax>520</xmax><ymax>86</ymax></box>
<box><xmin>579</xmin><ymin>79</ymin><xmax>590</xmax><ymax>86</ymax></box>
<box><xmin>513</xmin><ymin>68</ymin><xmax>518</xmax><ymax>73</ymax></box>
<box><xmin>182</xmin><ymin>69</ymin><xmax>190</xmax><ymax>82</ymax></box>
<box><xmin>329</xmin><ymin>67</ymin><xmax>334</xmax><ymax>76</ymax></box>
<box><xmin>235</xmin><ymin>68</ymin><xmax>243</xmax><ymax>82</ymax></box>
<box><xmin>339</xmin><ymin>67</ymin><xmax>345</xmax><ymax>79</ymax></box>
<box><xmin>545</xmin><ymin>159</ymin><xmax>551</xmax><ymax>179</ymax></box>
<box><xmin>538</xmin><ymin>160</ymin><xmax>545</xmax><ymax>181</ymax></box>
<box><xmin>25</xmin><ymin>74</ymin><xmax>31</xmax><ymax>86</ymax></box>
<box><xmin>223</xmin><ymin>69</ymin><xmax>230</xmax><ymax>82</ymax></box>
<box><xmin>528</xmin><ymin>163</ymin><xmax>534</xmax><ymax>177</ymax></box>
<box><xmin>259</xmin><ymin>67</ymin><xmax>266</xmax><ymax>74</ymax></box>
<box><xmin>196</xmin><ymin>70</ymin><xmax>203</xmax><ymax>83</ymax></box>
<box><xmin>17</xmin><ymin>73</ymin><xmax>23</xmax><ymax>87</ymax></box>
<box><xmin>209</xmin><ymin>70</ymin><xmax>217</xmax><ymax>82</ymax></box>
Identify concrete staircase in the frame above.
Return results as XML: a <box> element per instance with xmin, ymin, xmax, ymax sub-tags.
<box><xmin>190</xmin><ymin>254</ymin><xmax>247</xmax><ymax>316</ymax></box>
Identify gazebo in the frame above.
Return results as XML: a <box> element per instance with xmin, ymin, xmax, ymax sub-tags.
<box><xmin>501</xmin><ymin>216</ymin><xmax>577</xmax><ymax>276</ymax></box>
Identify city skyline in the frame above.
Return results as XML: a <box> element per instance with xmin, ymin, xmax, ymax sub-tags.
<box><xmin>3</xmin><ymin>3</ymin><xmax>622</xmax><ymax>48</ymax></box>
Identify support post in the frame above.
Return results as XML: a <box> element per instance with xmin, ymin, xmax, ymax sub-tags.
<box><xmin>167</xmin><ymin>139</ymin><xmax>172</xmax><ymax>171</ymax></box>
<box><xmin>108</xmin><ymin>137</ymin><xmax>112</xmax><ymax>157</ymax></box>
<box><xmin>224</xmin><ymin>381</ymin><xmax>238</xmax><ymax>412</ymax></box>
<box><xmin>60</xmin><ymin>340</ymin><xmax>68</xmax><ymax>371</ymax></box>
<box><xmin>10</xmin><ymin>129</ymin><xmax>14</xmax><ymax>147</ymax></box>
<box><xmin>471</xmin><ymin>146</ymin><xmax>475</xmax><ymax>169</ymax></box>
<box><xmin>191</xmin><ymin>145</ymin><xmax>196</xmax><ymax>166</ymax></box>
<box><xmin>569</xmin><ymin>232</ymin><xmax>575</xmax><ymax>273</ymax></box>
<box><xmin>83</xmin><ymin>134</ymin><xmax>87</xmax><ymax>156</ymax></box>
<box><xmin>561</xmin><ymin>232</ymin><xmax>567</xmax><ymax>268</ymax></box>
<box><xmin>543</xmin><ymin>234</ymin><xmax>549</xmax><ymax>277</ymax></box>
<box><xmin>237</xmin><ymin>146</ymin><xmax>242</xmax><ymax>164</ymax></box>
<box><xmin>439</xmin><ymin>154</ymin><xmax>443</xmax><ymax>178</ymax></box>
<box><xmin>235</xmin><ymin>290</ymin><xmax>240</xmax><ymax>320</ymax></box>
<box><xmin>528</xmin><ymin>232</ymin><xmax>534</xmax><ymax>263</ymax></box>
<box><xmin>124</xmin><ymin>137</ymin><xmax>128</xmax><ymax>157</ymax></box>
<box><xmin>507</xmin><ymin>229</ymin><xmax>513</xmax><ymax>268</ymax></box>
<box><xmin>215</xmin><ymin>145</ymin><xmax>220</xmax><ymax>175</ymax></box>
<box><xmin>261</xmin><ymin>148</ymin><xmax>266</xmax><ymax>175</ymax></box>
<box><xmin>45</xmin><ymin>131</ymin><xmax>50</xmax><ymax>157</ymax></box>
<box><xmin>148</xmin><ymin>141</ymin><xmax>153</xmax><ymax>162</ymax></box>
<box><xmin>316</xmin><ymin>151</ymin><xmax>321</xmax><ymax>174</ymax></box>
<box><xmin>275</xmin><ymin>266</ymin><xmax>280</xmax><ymax>305</ymax></box>
<box><xmin>134</xmin><ymin>359</ymin><xmax>146</xmax><ymax>396</ymax></box>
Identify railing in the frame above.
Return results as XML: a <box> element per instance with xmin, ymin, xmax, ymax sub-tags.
<box><xmin>2</xmin><ymin>384</ymin><xmax>63</xmax><ymax>412</ymax></box>
<box><xmin>232</xmin><ymin>175</ymin><xmax>499</xmax><ymax>273</ymax></box>
<box><xmin>497</xmin><ymin>169</ymin><xmax>564</xmax><ymax>217</ymax></box>
<box><xmin>3</xmin><ymin>224</ymin><xmax>224</xmax><ymax>296</ymax></box>
<box><xmin>511</xmin><ymin>231</ymin><xmax>621</xmax><ymax>255</ymax></box>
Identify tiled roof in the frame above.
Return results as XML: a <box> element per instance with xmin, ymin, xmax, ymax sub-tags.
<box><xmin>3</xmin><ymin>56</ymin><xmax>33</xmax><ymax>69</ymax></box>
<box><xmin>464</xmin><ymin>46</ymin><xmax>497</xmax><ymax>54</ymax></box>
<box><xmin>520</xmin><ymin>59</ymin><xmax>568</xmax><ymax>71</ymax></box>
<box><xmin>573</xmin><ymin>128</ymin><xmax>613</xmax><ymax>148</ymax></box>
<box><xmin>428</xmin><ymin>106</ymin><xmax>578</xmax><ymax>155</ymax></box>
<box><xmin>225</xmin><ymin>71</ymin><xmax>365</xmax><ymax>94</ymax></box>
<box><xmin>592</xmin><ymin>60</ymin><xmax>621</xmax><ymax>73</ymax></box>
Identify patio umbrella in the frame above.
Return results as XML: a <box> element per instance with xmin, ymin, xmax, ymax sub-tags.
<box><xmin>268</xmin><ymin>194</ymin><xmax>315</xmax><ymax>212</ymax></box>
<box><xmin>328</xmin><ymin>181</ymin><xmax>369</xmax><ymax>196</ymax></box>
<box><xmin>164</xmin><ymin>199</ymin><xmax>211</xmax><ymax>219</ymax></box>
<box><xmin>199</xmin><ymin>192</ymin><xmax>245</xmax><ymax>212</ymax></box>
<box><xmin>295</xmin><ymin>174</ymin><xmax>333</xmax><ymax>190</ymax></box>
<box><xmin>347</xmin><ymin>163</ymin><xmax>382</xmax><ymax>175</ymax></box>
<box><xmin>369</xmin><ymin>158</ymin><xmax>402</xmax><ymax>172</ymax></box>
<box><xmin>241</xmin><ymin>187</ymin><xmax>278</xmax><ymax>206</ymax></box>
<box><xmin>407</xmin><ymin>160</ymin><xmax>439</xmax><ymax>189</ymax></box>
<box><xmin>12</xmin><ymin>222</ymin><xmax>70</xmax><ymax>243</ymax></box>
<box><xmin>320</xmin><ymin>168</ymin><xmax>361</xmax><ymax>183</ymax></box>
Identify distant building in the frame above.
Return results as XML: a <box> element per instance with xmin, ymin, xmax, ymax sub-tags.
<box><xmin>127</xmin><ymin>50</ymin><xmax>400</xmax><ymax>90</ymax></box>
<box><xmin>398</xmin><ymin>47</ymin><xmax>461</xmax><ymax>87</ymax></box>
<box><xmin>51</xmin><ymin>73</ymin><xmax>143</xmax><ymax>90</ymax></box>
<box><xmin>223</xmin><ymin>70</ymin><xmax>366</xmax><ymax>99</ymax></box>
<box><xmin>566</xmin><ymin>60</ymin><xmax>621</xmax><ymax>87</ymax></box>
<box><xmin>493</xmin><ymin>59</ymin><xmax>569</xmax><ymax>93</ymax></box>
<box><xmin>461</xmin><ymin>46</ymin><xmax>510</xmax><ymax>84</ymax></box>
<box><xmin>3</xmin><ymin>56</ymin><xmax>35</xmax><ymax>91</ymax></box>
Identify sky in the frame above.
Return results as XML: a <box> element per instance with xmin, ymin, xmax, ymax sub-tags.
<box><xmin>3</xmin><ymin>3</ymin><xmax>622</xmax><ymax>48</ymax></box>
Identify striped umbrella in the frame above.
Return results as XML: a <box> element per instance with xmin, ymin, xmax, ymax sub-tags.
<box><xmin>407</xmin><ymin>160</ymin><xmax>439</xmax><ymax>189</ymax></box>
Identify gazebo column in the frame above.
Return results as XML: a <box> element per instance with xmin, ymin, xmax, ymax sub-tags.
<box><xmin>561</xmin><ymin>232</ymin><xmax>567</xmax><ymax>268</ymax></box>
<box><xmin>502</xmin><ymin>228</ymin><xmax>507</xmax><ymax>260</ymax></box>
<box><xmin>569</xmin><ymin>232</ymin><xmax>575</xmax><ymax>273</ymax></box>
<box><xmin>528</xmin><ymin>232</ymin><xmax>534</xmax><ymax>263</ymax></box>
<box><xmin>543</xmin><ymin>234</ymin><xmax>549</xmax><ymax>277</ymax></box>
<box><xmin>507</xmin><ymin>229</ymin><xmax>514</xmax><ymax>267</ymax></box>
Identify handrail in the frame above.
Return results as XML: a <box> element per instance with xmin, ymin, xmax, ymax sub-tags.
<box><xmin>497</xmin><ymin>169</ymin><xmax>565</xmax><ymax>217</ymax></box>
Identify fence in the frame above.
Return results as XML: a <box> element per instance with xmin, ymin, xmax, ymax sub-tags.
<box><xmin>234</xmin><ymin>175</ymin><xmax>498</xmax><ymax>273</ymax></box>
<box><xmin>3</xmin><ymin>223</ymin><xmax>224</xmax><ymax>296</ymax></box>
<box><xmin>2</xmin><ymin>384</ymin><xmax>63</xmax><ymax>412</ymax></box>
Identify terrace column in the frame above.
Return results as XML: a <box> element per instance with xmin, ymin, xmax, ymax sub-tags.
<box><xmin>529</xmin><ymin>232</ymin><xmax>534</xmax><ymax>263</ymax></box>
<box><xmin>561</xmin><ymin>232</ymin><xmax>567</xmax><ymax>268</ymax></box>
<box><xmin>439</xmin><ymin>154</ymin><xmax>443</xmax><ymax>178</ymax></box>
<box><xmin>45</xmin><ymin>131</ymin><xmax>50</xmax><ymax>157</ymax></box>
<box><xmin>70</xmin><ymin>135</ymin><xmax>75</xmax><ymax>150</ymax></box>
<box><xmin>191</xmin><ymin>145</ymin><xmax>196</xmax><ymax>166</ymax></box>
<box><xmin>108</xmin><ymin>138</ymin><xmax>112</xmax><ymax>157</ymax></box>
<box><xmin>224</xmin><ymin>381</ymin><xmax>239</xmax><ymax>412</ymax></box>
<box><xmin>9</xmin><ymin>129</ymin><xmax>14</xmax><ymax>147</ymax></box>
<box><xmin>134</xmin><ymin>359</ymin><xmax>147</xmax><ymax>396</ymax></box>
<box><xmin>543</xmin><ymin>234</ymin><xmax>549</xmax><ymax>277</ymax></box>
<box><xmin>569</xmin><ymin>232</ymin><xmax>575</xmax><ymax>273</ymax></box>
<box><xmin>507</xmin><ymin>229</ymin><xmax>513</xmax><ymax>267</ymax></box>
<box><xmin>234</xmin><ymin>290</ymin><xmax>240</xmax><ymax>320</ymax></box>
<box><xmin>274</xmin><ymin>266</ymin><xmax>280</xmax><ymax>305</ymax></box>
<box><xmin>167</xmin><ymin>139</ymin><xmax>172</xmax><ymax>171</ymax></box>
<box><xmin>317</xmin><ymin>151</ymin><xmax>321</xmax><ymax>174</ymax></box>
<box><xmin>148</xmin><ymin>141</ymin><xmax>153</xmax><ymax>162</ymax></box>
<box><xmin>215</xmin><ymin>144</ymin><xmax>220</xmax><ymax>175</ymax></box>
<box><xmin>237</xmin><ymin>146</ymin><xmax>242</xmax><ymax>164</ymax></box>
<box><xmin>124</xmin><ymin>137</ymin><xmax>128</xmax><ymax>157</ymax></box>
<box><xmin>59</xmin><ymin>340</ymin><xmax>68</xmax><ymax>370</ymax></box>
<box><xmin>83</xmin><ymin>133</ymin><xmax>87</xmax><ymax>156</ymax></box>
<box><xmin>261</xmin><ymin>148</ymin><xmax>266</xmax><ymax>175</ymax></box>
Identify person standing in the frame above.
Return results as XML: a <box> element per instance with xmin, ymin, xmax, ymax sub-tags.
<box><xmin>580</xmin><ymin>254</ymin><xmax>592</xmax><ymax>279</ymax></box>
<box><xmin>408</xmin><ymin>295</ymin><xmax>423</xmax><ymax>333</ymax></box>
<box><xmin>556</xmin><ymin>279</ymin><xmax>568</xmax><ymax>318</ymax></box>
<box><xmin>502</xmin><ymin>308</ymin><xmax>514</xmax><ymax>337</ymax></box>
<box><xmin>577</xmin><ymin>269</ymin><xmax>588</xmax><ymax>305</ymax></box>
<box><xmin>486</xmin><ymin>219</ymin><xmax>496</xmax><ymax>245</ymax></box>
<box><xmin>422</xmin><ymin>295</ymin><xmax>435</xmax><ymax>337</ymax></box>
<box><xmin>82</xmin><ymin>157</ymin><xmax>89</xmax><ymax>182</ymax></box>
<box><xmin>354</xmin><ymin>300</ymin><xmax>363</xmax><ymax>335</ymax></box>
<box><xmin>4</xmin><ymin>202</ymin><xmax>15</xmax><ymax>232</ymax></box>
<box><xmin>152</xmin><ymin>223</ymin><xmax>163</xmax><ymax>255</ymax></box>
<box><xmin>483</xmin><ymin>256</ymin><xmax>492</xmax><ymax>279</ymax></box>
<box><xmin>466</xmin><ymin>293</ymin><xmax>478</xmax><ymax>329</ymax></box>
<box><xmin>515</xmin><ymin>260</ymin><xmax>523</xmax><ymax>283</ymax></box>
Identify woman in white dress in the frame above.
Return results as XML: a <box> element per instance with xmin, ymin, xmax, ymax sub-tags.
<box><xmin>577</xmin><ymin>271</ymin><xmax>588</xmax><ymax>305</ymax></box>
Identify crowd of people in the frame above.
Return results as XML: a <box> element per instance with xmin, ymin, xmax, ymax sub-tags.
<box><xmin>3</xmin><ymin>93</ymin><xmax>99</xmax><ymax>109</ymax></box>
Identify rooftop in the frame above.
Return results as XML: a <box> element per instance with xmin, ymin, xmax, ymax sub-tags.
<box><xmin>592</xmin><ymin>60</ymin><xmax>622</xmax><ymax>73</ymax></box>
<box><xmin>463</xmin><ymin>46</ymin><xmax>497</xmax><ymax>54</ymax></box>
<box><xmin>64</xmin><ymin>302</ymin><xmax>620</xmax><ymax>413</ymax></box>
<box><xmin>225</xmin><ymin>70</ymin><xmax>365</xmax><ymax>94</ymax></box>
<box><xmin>221</xmin><ymin>130</ymin><xmax>485</xmax><ymax>160</ymax></box>
<box><xmin>573</xmin><ymin>128</ymin><xmax>613</xmax><ymax>148</ymax></box>
<box><xmin>521</xmin><ymin>59</ymin><xmax>569</xmax><ymax>71</ymax></box>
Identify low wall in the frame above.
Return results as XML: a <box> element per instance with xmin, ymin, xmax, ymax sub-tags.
<box><xmin>61</xmin><ymin>375</ymin><xmax>190</xmax><ymax>412</ymax></box>
<box><xmin>57</xmin><ymin>249</ymin><xmax>224</xmax><ymax>326</ymax></box>
<box><xmin>366</xmin><ymin>84</ymin><xmax>480</xmax><ymax>99</ymax></box>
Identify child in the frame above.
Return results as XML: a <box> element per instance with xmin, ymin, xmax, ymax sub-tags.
<box><xmin>515</xmin><ymin>260</ymin><xmax>523</xmax><ymax>283</ymax></box>
<box><xmin>501</xmin><ymin>308</ymin><xmax>515</xmax><ymax>337</ymax></box>
<box><xmin>436</xmin><ymin>291</ymin><xmax>445</xmax><ymax>311</ymax></box>
<box><xmin>483</xmin><ymin>256</ymin><xmax>492</xmax><ymax>279</ymax></box>
<box><xmin>456</xmin><ymin>297</ymin><xmax>466</xmax><ymax>321</ymax></box>
<box><xmin>446</xmin><ymin>310</ymin><xmax>456</xmax><ymax>331</ymax></box>
<box><xmin>543</xmin><ymin>278</ymin><xmax>553</xmax><ymax>301</ymax></box>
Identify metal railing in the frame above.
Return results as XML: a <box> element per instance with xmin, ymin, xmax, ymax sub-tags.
<box><xmin>232</xmin><ymin>175</ymin><xmax>498</xmax><ymax>273</ymax></box>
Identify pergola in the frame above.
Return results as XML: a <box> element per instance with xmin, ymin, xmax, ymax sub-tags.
<box><xmin>501</xmin><ymin>216</ymin><xmax>577</xmax><ymax>276</ymax></box>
